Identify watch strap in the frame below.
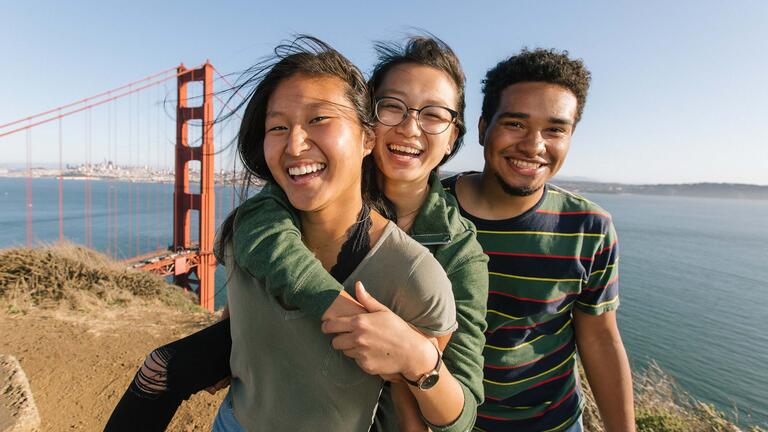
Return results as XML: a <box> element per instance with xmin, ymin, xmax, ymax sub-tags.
<box><xmin>403</xmin><ymin>343</ymin><xmax>442</xmax><ymax>388</ymax></box>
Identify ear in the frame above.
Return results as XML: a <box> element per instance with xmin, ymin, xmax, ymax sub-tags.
<box><xmin>362</xmin><ymin>129</ymin><xmax>375</xmax><ymax>157</ymax></box>
<box><xmin>478</xmin><ymin>117</ymin><xmax>487</xmax><ymax>147</ymax></box>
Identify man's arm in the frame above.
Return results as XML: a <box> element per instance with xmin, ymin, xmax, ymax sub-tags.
<box><xmin>574</xmin><ymin>309</ymin><xmax>635</xmax><ymax>431</ymax></box>
<box><xmin>573</xmin><ymin>214</ymin><xmax>634</xmax><ymax>430</ymax></box>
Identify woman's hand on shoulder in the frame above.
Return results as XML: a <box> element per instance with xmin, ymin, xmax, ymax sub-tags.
<box><xmin>321</xmin><ymin>282</ymin><xmax>436</xmax><ymax>378</ymax></box>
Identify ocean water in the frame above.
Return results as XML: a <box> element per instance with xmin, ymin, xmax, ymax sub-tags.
<box><xmin>583</xmin><ymin>192</ymin><xmax>768</xmax><ymax>427</ymax></box>
<box><xmin>1</xmin><ymin>177</ymin><xmax>766</xmax><ymax>426</ymax></box>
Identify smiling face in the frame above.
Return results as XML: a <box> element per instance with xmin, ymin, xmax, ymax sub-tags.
<box><xmin>372</xmin><ymin>63</ymin><xmax>459</xmax><ymax>184</ymax></box>
<box><xmin>480</xmin><ymin>81</ymin><xmax>578</xmax><ymax>197</ymax></box>
<box><xmin>264</xmin><ymin>73</ymin><xmax>373</xmax><ymax>213</ymax></box>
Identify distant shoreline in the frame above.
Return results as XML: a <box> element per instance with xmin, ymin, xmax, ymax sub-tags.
<box><xmin>435</xmin><ymin>171</ymin><xmax>768</xmax><ymax>201</ymax></box>
<box><xmin>551</xmin><ymin>180</ymin><xmax>768</xmax><ymax>201</ymax></box>
<box><xmin>1</xmin><ymin>172</ymin><xmax>765</xmax><ymax>200</ymax></box>
<box><xmin>0</xmin><ymin>173</ymin><xmax>254</xmax><ymax>186</ymax></box>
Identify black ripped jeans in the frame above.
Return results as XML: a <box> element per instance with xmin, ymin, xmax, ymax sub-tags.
<box><xmin>105</xmin><ymin>204</ymin><xmax>373</xmax><ymax>431</ymax></box>
<box><xmin>104</xmin><ymin>318</ymin><xmax>232</xmax><ymax>431</ymax></box>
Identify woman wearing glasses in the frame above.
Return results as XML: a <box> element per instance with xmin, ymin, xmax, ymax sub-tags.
<box><xmin>106</xmin><ymin>35</ymin><xmax>487</xmax><ymax>432</ymax></box>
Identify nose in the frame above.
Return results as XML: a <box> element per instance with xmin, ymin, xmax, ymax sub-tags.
<box><xmin>285</xmin><ymin>126</ymin><xmax>310</xmax><ymax>156</ymax></box>
<box><xmin>519</xmin><ymin>130</ymin><xmax>546</xmax><ymax>157</ymax></box>
<box><xmin>394</xmin><ymin>110</ymin><xmax>422</xmax><ymax>137</ymax></box>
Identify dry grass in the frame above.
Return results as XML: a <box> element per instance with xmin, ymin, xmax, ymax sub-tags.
<box><xmin>0</xmin><ymin>243</ymin><xmax>203</xmax><ymax>314</ymax></box>
<box><xmin>582</xmin><ymin>360</ymin><xmax>765</xmax><ymax>432</ymax></box>
<box><xmin>2</xmin><ymin>244</ymin><xmax>764</xmax><ymax>431</ymax></box>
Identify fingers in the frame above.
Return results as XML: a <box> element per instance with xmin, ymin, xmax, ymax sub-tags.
<box><xmin>321</xmin><ymin>315</ymin><xmax>357</xmax><ymax>334</ymax></box>
<box><xmin>331</xmin><ymin>333</ymin><xmax>361</xmax><ymax>351</ymax></box>
<box><xmin>322</xmin><ymin>312</ymin><xmax>382</xmax><ymax>334</ymax></box>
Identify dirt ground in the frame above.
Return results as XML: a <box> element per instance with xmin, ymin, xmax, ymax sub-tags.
<box><xmin>0</xmin><ymin>304</ymin><xmax>225</xmax><ymax>431</ymax></box>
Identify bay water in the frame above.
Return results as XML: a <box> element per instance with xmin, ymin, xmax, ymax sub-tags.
<box><xmin>1</xmin><ymin>177</ymin><xmax>766</xmax><ymax>426</ymax></box>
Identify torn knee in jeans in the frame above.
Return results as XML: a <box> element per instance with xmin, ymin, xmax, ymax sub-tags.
<box><xmin>130</xmin><ymin>346</ymin><xmax>173</xmax><ymax>399</ymax></box>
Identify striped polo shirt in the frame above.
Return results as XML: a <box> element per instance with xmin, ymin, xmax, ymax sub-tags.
<box><xmin>443</xmin><ymin>176</ymin><xmax>620</xmax><ymax>432</ymax></box>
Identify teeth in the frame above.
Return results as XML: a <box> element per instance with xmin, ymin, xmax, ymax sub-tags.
<box><xmin>510</xmin><ymin>159</ymin><xmax>541</xmax><ymax>169</ymax></box>
<box><xmin>388</xmin><ymin>144</ymin><xmax>423</xmax><ymax>155</ymax></box>
<box><xmin>288</xmin><ymin>163</ymin><xmax>326</xmax><ymax>176</ymax></box>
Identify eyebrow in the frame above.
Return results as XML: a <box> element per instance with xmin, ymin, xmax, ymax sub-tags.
<box><xmin>497</xmin><ymin>111</ymin><xmax>573</xmax><ymax>126</ymax></box>
<box><xmin>266</xmin><ymin>101</ymin><xmax>344</xmax><ymax>119</ymax></box>
<box><xmin>378</xmin><ymin>89</ymin><xmax>452</xmax><ymax>107</ymax></box>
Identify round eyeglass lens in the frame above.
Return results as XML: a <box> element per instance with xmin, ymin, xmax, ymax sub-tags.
<box><xmin>419</xmin><ymin>106</ymin><xmax>454</xmax><ymax>134</ymax></box>
<box><xmin>375</xmin><ymin>98</ymin><xmax>407</xmax><ymax>127</ymax></box>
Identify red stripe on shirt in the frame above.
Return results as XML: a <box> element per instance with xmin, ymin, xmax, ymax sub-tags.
<box><xmin>526</xmin><ymin>367</ymin><xmax>574</xmax><ymax>393</ymax></box>
<box><xmin>581</xmin><ymin>275</ymin><xmax>619</xmax><ymax>292</ymax></box>
<box><xmin>489</xmin><ymin>290</ymin><xmax>579</xmax><ymax>303</ymax></box>
<box><xmin>594</xmin><ymin>240</ymin><xmax>618</xmax><ymax>256</ymax></box>
<box><xmin>486</xmin><ymin>251</ymin><xmax>594</xmax><ymax>261</ymax></box>
<box><xmin>479</xmin><ymin>372</ymin><xmax>575</xmax><ymax>418</ymax></box>
<box><xmin>534</xmin><ymin>382</ymin><xmax>578</xmax><ymax>417</ymax></box>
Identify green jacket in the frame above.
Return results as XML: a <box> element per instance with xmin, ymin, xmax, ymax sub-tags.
<box><xmin>230</xmin><ymin>173</ymin><xmax>489</xmax><ymax>432</ymax></box>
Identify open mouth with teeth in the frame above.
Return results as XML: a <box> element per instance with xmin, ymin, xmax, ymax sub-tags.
<box><xmin>509</xmin><ymin>159</ymin><xmax>542</xmax><ymax>169</ymax></box>
<box><xmin>387</xmin><ymin>144</ymin><xmax>423</xmax><ymax>158</ymax></box>
<box><xmin>506</xmin><ymin>158</ymin><xmax>545</xmax><ymax>175</ymax></box>
<box><xmin>287</xmin><ymin>162</ymin><xmax>326</xmax><ymax>181</ymax></box>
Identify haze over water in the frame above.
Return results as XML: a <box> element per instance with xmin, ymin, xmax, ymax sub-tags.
<box><xmin>1</xmin><ymin>177</ymin><xmax>766</xmax><ymax>427</ymax></box>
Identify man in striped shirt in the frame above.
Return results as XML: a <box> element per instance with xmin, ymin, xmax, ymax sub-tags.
<box><xmin>447</xmin><ymin>49</ymin><xmax>635</xmax><ymax>431</ymax></box>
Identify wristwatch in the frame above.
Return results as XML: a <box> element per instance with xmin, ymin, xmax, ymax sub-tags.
<box><xmin>403</xmin><ymin>344</ymin><xmax>442</xmax><ymax>390</ymax></box>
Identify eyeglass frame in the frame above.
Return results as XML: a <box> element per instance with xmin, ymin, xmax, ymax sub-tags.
<box><xmin>373</xmin><ymin>96</ymin><xmax>458</xmax><ymax>135</ymax></box>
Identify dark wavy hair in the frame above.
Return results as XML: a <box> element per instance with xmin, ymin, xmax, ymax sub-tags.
<box><xmin>481</xmin><ymin>48</ymin><xmax>591</xmax><ymax>125</ymax></box>
<box><xmin>367</xmin><ymin>35</ymin><xmax>466</xmax><ymax>166</ymax></box>
<box><xmin>215</xmin><ymin>36</ymin><xmax>381</xmax><ymax>262</ymax></box>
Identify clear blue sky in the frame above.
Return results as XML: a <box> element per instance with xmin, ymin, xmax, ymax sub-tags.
<box><xmin>2</xmin><ymin>0</ymin><xmax>767</xmax><ymax>185</ymax></box>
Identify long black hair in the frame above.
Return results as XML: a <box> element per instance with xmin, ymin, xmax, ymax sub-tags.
<box><xmin>214</xmin><ymin>36</ymin><xmax>386</xmax><ymax>262</ymax></box>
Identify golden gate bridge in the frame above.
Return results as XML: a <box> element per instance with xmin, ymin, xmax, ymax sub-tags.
<box><xmin>0</xmin><ymin>63</ymin><xmax>244</xmax><ymax>312</ymax></box>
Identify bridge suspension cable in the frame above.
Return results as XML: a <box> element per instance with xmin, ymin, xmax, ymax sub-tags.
<box><xmin>0</xmin><ymin>67</ymin><xmax>178</xmax><ymax>131</ymax></box>
<box><xmin>0</xmin><ymin>65</ymin><xmax>203</xmax><ymax>139</ymax></box>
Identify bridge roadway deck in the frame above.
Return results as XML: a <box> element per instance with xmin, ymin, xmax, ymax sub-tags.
<box><xmin>125</xmin><ymin>247</ymin><xmax>202</xmax><ymax>277</ymax></box>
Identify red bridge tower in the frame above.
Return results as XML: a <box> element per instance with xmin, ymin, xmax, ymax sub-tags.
<box><xmin>173</xmin><ymin>62</ymin><xmax>216</xmax><ymax>312</ymax></box>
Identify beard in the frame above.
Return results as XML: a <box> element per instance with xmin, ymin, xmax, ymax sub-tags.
<box><xmin>494</xmin><ymin>173</ymin><xmax>542</xmax><ymax>197</ymax></box>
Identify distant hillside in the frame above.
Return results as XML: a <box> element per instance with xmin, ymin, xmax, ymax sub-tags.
<box><xmin>441</xmin><ymin>170</ymin><xmax>767</xmax><ymax>201</ymax></box>
<box><xmin>551</xmin><ymin>181</ymin><xmax>768</xmax><ymax>201</ymax></box>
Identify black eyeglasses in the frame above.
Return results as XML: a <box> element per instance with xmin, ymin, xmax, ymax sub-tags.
<box><xmin>374</xmin><ymin>96</ymin><xmax>458</xmax><ymax>135</ymax></box>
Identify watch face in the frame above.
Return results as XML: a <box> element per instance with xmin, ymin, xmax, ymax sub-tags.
<box><xmin>419</xmin><ymin>373</ymin><xmax>440</xmax><ymax>390</ymax></box>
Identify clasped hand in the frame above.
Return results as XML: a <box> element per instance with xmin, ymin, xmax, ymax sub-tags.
<box><xmin>321</xmin><ymin>282</ymin><xmax>435</xmax><ymax>380</ymax></box>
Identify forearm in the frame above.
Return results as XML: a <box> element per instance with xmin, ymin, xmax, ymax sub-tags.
<box><xmin>580</xmin><ymin>339</ymin><xmax>634</xmax><ymax>431</ymax></box>
<box><xmin>403</xmin><ymin>337</ymin><xmax>465</xmax><ymax>428</ymax></box>
<box><xmin>409</xmin><ymin>368</ymin><xmax>464</xmax><ymax>428</ymax></box>
<box><xmin>391</xmin><ymin>382</ymin><xmax>429</xmax><ymax>432</ymax></box>
<box><xmin>575</xmin><ymin>311</ymin><xmax>635</xmax><ymax>431</ymax></box>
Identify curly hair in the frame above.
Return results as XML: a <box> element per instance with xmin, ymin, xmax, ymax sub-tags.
<box><xmin>368</xmin><ymin>35</ymin><xmax>466</xmax><ymax>166</ymax></box>
<box><xmin>481</xmin><ymin>48</ymin><xmax>591</xmax><ymax>125</ymax></box>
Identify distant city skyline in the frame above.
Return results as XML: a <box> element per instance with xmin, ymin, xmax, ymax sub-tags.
<box><xmin>2</xmin><ymin>0</ymin><xmax>767</xmax><ymax>185</ymax></box>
